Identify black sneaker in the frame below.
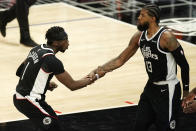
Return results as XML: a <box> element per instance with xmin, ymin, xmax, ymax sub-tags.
<box><xmin>20</xmin><ymin>38</ymin><xmax>39</xmax><ymax>47</ymax></box>
<box><xmin>0</xmin><ymin>12</ymin><xmax>6</xmax><ymax>37</ymax></box>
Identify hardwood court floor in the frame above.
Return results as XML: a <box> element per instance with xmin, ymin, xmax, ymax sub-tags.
<box><xmin>0</xmin><ymin>3</ymin><xmax>196</xmax><ymax>122</ymax></box>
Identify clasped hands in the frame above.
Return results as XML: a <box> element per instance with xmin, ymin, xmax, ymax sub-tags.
<box><xmin>48</xmin><ymin>81</ymin><xmax>58</xmax><ymax>91</ymax></box>
<box><xmin>85</xmin><ymin>66</ymin><xmax>107</xmax><ymax>84</ymax></box>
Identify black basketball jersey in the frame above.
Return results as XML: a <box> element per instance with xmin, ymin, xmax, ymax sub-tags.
<box><xmin>16</xmin><ymin>44</ymin><xmax>65</xmax><ymax>100</ymax></box>
<box><xmin>139</xmin><ymin>27</ymin><xmax>177</xmax><ymax>82</ymax></box>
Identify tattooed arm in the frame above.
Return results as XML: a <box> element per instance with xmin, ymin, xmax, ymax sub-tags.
<box><xmin>160</xmin><ymin>30</ymin><xmax>190</xmax><ymax>99</ymax></box>
<box><xmin>160</xmin><ymin>30</ymin><xmax>180</xmax><ymax>51</ymax></box>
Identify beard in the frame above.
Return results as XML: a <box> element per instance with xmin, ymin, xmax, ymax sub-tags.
<box><xmin>56</xmin><ymin>45</ymin><xmax>66</xmax><ymax>53</ymax></box>
<box><xmin>60</xmin><ymin>49</ymin><xmax>65</xmax><ymax>53</ymax></box>
<box><xmin>59</xmin><ymin>48</ymin><xmax>66</xmax><ymax>53</ymax></box>
<box><xmin>137</xmin><ymin>21</ymin><xmax>149</xmax><ymax>31</ymax></box>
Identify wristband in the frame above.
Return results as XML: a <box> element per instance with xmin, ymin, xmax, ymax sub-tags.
<box><xmin>95</xmin><ymin>74</ymin><xmax>99</xmax><ymax>79</ymax></box>
<box><xmin>183</xmin><ymin>84</ymin><xmax>189</xmax><ymax>92</ymax></box>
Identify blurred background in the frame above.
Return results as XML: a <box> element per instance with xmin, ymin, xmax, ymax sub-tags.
<box><xmin>0</xmin><ymin>0</ymin><xmax>196</xmax><ymax>44</ymax></box>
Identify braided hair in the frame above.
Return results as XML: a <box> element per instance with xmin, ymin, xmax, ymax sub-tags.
<box><xmin>143</xmin><ymin>4</ymin><xmax>161</xmax><ymax>24</ymax></box>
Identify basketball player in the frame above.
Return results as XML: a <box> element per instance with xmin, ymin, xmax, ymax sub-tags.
<box><xmin>13</xmin><ymin>26</ymin><xmax>95</xmax><ymax>131</ymax></box>
<box><xmin>90</xmin><ymin>4</ymin><xmax>189</xmax><ymax>131</ymax></box>
<box><xmin>183</xmin><ymin>87</ymin><xmax>196</xmax><ymax>114</ymax></box>
<box><xmin>0</xmin><ymin>0</ymin><xmax>38</xmax><ymax>47</ymax></box>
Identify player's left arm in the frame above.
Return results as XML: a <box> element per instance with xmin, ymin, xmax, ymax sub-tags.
<box><xmin>160</xmin><ymin>30</ymin><xmax>190</xmax><ymax>98</ymax></box>
<box><xmin>48</xmin><ymin>81</ymin><xmax>58</xmax><ymax>91</ymax></box>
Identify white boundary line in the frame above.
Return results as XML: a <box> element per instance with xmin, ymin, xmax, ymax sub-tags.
<box><xmin>13</xmin><ymin>2</ymin><xmax>196</xmax><ymax>47</ymax></box>
<box><xmin>31</xmin><ymin>2</ymin><xmax>136</xmax><ymax>28</ymax></box>
<box><xmin>0</xmin><ymin>104</ymin><xmax>136</xmax><ymax>123</ymax></box>
<box><xmin>63</xmin><ymin>3</ymin><xmax>196</xmax><ymax>46</ymax></box>
<box><xmin>61</xmin><ymin>2</ymin><xmax>136</xmax><ymax>28</ymax></box>
<box><xmin>32</xmin><ymin>2</ymin><xmax>60</xmax><ymax>8</ymax></box>
<box><xmin>62</xmin><ymin>104</ymin><xmax>137</xmax><ymax>115</ymax></box>
<box><xmin>179</xmin><ymin>39</ymin><xmax>196</xmax><ymax>46</ymax></box>
<box><xmin>60</xmin><ymin>2</ymin><xmax>196</xmax><ymax>46</ymax></box>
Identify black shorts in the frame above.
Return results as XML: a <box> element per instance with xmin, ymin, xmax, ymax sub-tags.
<box><xmin>133</xmin><ymin>79</ymin><xmax>181</xmax><ymax>131</ymax></box>
<box><xmin>13</xmin><ymin>94</ymin><xmax>62</xmax><ymax>131</ymax></box>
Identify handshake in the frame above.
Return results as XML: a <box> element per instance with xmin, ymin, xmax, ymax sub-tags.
<box><xmin>85</xmin><ymin>66</ymin><xmax>107</xmax><ymax>84</ymax></box>
<box><xmin>48</xmin><ymin>66</ymin><xmax>108</xmax><ymax>92</ymax></box>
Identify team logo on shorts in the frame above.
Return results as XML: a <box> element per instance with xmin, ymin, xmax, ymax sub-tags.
<box><xmin>170</xmin><ymin>120</ymin><xmax>176</xmax><ymax>129</ymax></box>
<box><xmin>43</xmin><ymin>117</ymin><xmax>52</xmax><ymax>125</ymax></box>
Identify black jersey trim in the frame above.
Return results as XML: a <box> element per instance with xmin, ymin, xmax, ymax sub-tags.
<box><xmin>41</xmin><ymin>67</ymin><xmax>52</xmax><ymax>74</ymax></box>
<box><xmin>42</xmin><ymin>53</ymin><xmax>54</xmax><ymax>58</ymax></box>
<box><xmin>157</xmin><ymin>29</ymin><xmax>169</xmax><ymax>54</ymax></box>
<box><xmin>16</xmin><ymin>96</ymin><xmax>26</xmax><ymax>100</ymax></box>
<box><xmin>138</xmin><ymin>32</ymin><xmax>144</xmax><ymax>46</ymax></box>
<box><xmin>41</xmin><ymin>44</ymin><xmax>54</xmax><ymax>53</ymax></box>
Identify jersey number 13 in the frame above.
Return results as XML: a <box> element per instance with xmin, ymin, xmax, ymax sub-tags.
<box><xmin>145</xmin><ymin>61</ymin><xmax>152</xmax><ymax>73</ymax></box>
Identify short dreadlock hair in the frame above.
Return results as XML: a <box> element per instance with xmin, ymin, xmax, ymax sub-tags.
<box><xmin>45</xmin><ymin>26</ymin><xmax>68</xmax><ymax>45</ymax></box>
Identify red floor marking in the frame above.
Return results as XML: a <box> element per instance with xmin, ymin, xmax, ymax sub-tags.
<box><xmin>125</xmin><ymin>101</ymin><xmax>134</xmax><ymax>104</ymax></box>
<box><xmin>55</xmin><ymin>110</ymin><xmax>62</xmax><ymax>114</ymax></box>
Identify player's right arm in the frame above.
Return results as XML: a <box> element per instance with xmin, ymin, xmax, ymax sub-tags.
<box><xmin>55</xmin><ymin>71</ymin><xmax>93</xmax><ymax>91</ymax></box>
<box><xmin>93</xmin><ymin>31</ymin><xmax>141</xmax><ymax>77</ymax></box>
<box><xmin>45</xmin><ymin>55</ymin><xmax>93</xmax><ymax>91</ymax></box>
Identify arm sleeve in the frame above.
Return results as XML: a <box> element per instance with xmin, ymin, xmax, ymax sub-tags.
<box><xmin>44</xmin><ymin>55</ymin><xmax>65</xmax><ymax>75</ymax></box>
<box><xmin>171</xmin><ymin>45</ymin><xmax>189</xmax><ymax>91</ymax></box>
